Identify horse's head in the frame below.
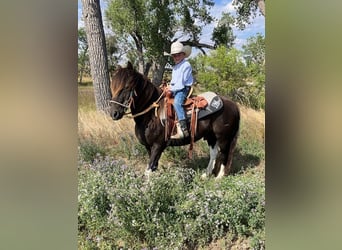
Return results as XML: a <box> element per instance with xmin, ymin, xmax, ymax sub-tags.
<box><xmin>109</xmin><ymin>62</ymin><xmax>136</xmax><ymax>120</ymax></box>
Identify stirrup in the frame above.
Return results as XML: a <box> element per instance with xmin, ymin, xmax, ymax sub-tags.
<box><xmin>171</xmin><ymin>130</ymin><xmax>185</xmax><ymax>139</ymax></box>
<box><xmin>171</xmin><ymin>123</ymin><xmax>185</xmax><ymax>139</ymax></box>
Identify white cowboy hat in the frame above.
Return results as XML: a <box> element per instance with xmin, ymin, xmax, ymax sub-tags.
<box><xmin>164</xmin><ymin>41</ymin><xmax>192</xmax><ymax>58</ymax></box>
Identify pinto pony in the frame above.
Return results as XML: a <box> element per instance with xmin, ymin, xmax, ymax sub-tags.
<box><xmin>109</xmin><ymin>62</ymin><xmax>240</xmax><ymax>178</ymax></box>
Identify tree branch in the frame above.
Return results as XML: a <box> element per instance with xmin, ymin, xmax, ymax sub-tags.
<box><xmin>182</xmin><ymin>40</ymin><xmax>215</xmax><ymax>55</ymax></box>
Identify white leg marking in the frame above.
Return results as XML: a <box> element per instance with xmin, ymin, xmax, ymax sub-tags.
<box><xmin>201</xmin><ymin>144</ymin><xmax>218</xmax><ymax>179</ymax></box>
<box><xmin>207</xmin><ymin>144</ymin><xmax>218</xmax><ymax>175</ymax></box>
<box><xmin>215</xmin><ymin>164</ymin><xmax>225</xmax><ymax>180</ymax></box>
<box><xmin>145</xmin><ymin>164</ymin><xmax>152</xmax><ymax>181</ymax></box>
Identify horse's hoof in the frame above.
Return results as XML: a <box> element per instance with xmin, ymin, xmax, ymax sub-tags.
<box><xmin>145</xmin><ymin>168</ymin><xmax>152</xmax><ymax>177</ymax></box>
<box><xmin>215</xmin><ymin>175</ymin><xmax>224</xmax><ymax>181</ymax></box>
<box><xmin>215</xmin><ymin>164</ymin><xmax>225</xmax><ymax>180</ymax></box>
<box><xmin>201</xmin><ymin>173</ymin><xmax>208</xmax><ymax>179</ymax></box>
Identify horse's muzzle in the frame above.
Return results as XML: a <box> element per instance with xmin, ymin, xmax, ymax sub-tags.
<box><xmin>111</xmin><ymin>110</ymin><xmax>123</xmax><ymax>120</ymax></box>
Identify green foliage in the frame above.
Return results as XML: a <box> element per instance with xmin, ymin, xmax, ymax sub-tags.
<box><xmin>162</xmin><ymin>145</ymin><xmax>189</xmax><ymax>166</ymax></box>
<box><xmin>78</xmin><ymin>157</ymin><xmax>265</xmax><ymax>249</ymax></box>
<box><xmin>191</xmin><ymin>39</ymin><xmax>265</xmax><ymax>110</ymax></box>
<box><xmin>78</xmin><ymin>28</ymin><xmax>90</xmax><ymax>83</ymax></box>
<box><xmin>78</xmin><ymin>28</ymin><xmax>88</xmax><ymax>53</ymax></box>
<box><xmin>242</xmin><ymin>33</ymin><xmax>265</xmax><ymax>66</ymax></box>
<box><xmin>212</xmin><ymin>12</ymin><xmax>236</xmax><ymax>48</ymax></box>
<box><xmin>232</xmin><ymin>0</ymin><xmax>261</xmax><ymax>30</ymax></box>
<box><xmin>78</xmin><ymin>162</ymin><xmax>111</xmax><ymax>248</ymax></box>
<box><xmin>105</xmin><ymin>0</ymin><xmax>215</xmax><ymax>64</ymax></box>
<box><xmin>79</xmin><ymin>140</ymin><xmax>106</xmax><ymax>163</ymax></box>
<box><xmin>105</xmin><ymin>34</ymin><xmax>120</xmax><ymax>74</ymax></box>
<box><xmin>238</xmin><ymin>136</ymin><xmax>265</xmax><ymax>162</ymax></box>
<box><xmin>178</xmin><ymin>174</ymin><xmax>265</xmax><ymax>247</ymax></box>
<box><xmin>192</xmin><ymin>46</ymin><xmax>247</xmax><ymax>97</ymax></box>
<box><xmin>111</xmin><ymin>167</ymin><xmax>193</xmax><ymax>248</ymax></box>
<box><xmin>241</xmin><ymin>34</ymin><xmax>265</xmax><ymax>109</ymax></box>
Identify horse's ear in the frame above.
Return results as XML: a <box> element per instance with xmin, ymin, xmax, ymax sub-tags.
<box><xmin>111</xmin><ymin>65</ymin><xmax>121</xmax><ymax>77</ymax></box>
<box><xmin>127</xmin><ymin>61</ymin><xmax>133</xmax><ymax>70</ymax></box>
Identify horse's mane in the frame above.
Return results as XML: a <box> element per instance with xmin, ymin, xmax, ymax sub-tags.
<box><xmin>110</xmin><ymin>66</ymin><xmax>145</xmax><ymax>97</ymax></box>
<box><xmin>110</xmin><ymin>63</ymin><xmax>161</xmax><ymax>107</ymax></box>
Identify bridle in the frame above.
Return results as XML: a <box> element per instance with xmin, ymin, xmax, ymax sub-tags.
<box><xmin>109</xmin><ymin>87</ymin><xmax>166</xmax><ymax>118</ymax></box>
<box><xmin>109</xmin><ymin>89</ymin><xmax>136</xmax><ymax>111</ymax></box>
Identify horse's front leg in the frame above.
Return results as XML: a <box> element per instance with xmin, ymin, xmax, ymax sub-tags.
<box><xmin>145</xmin><ymin>143</ymin><xmax>166</xmax><ymax>173</ymax></box>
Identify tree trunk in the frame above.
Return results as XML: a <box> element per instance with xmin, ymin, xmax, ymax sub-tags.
<box><xmin>79</xmin><ymin>68</ymin><xmax>84</xmax><ymax>84</ymax></box>
<box><xmin>132</xmin><ymin>33</ymin><xmax>145</xmax><ymax>74</ymax></box>
<box><xmin>256</xmin><ymin>0</ymin><xmax>265</xmax><ymax>16</ymax></box>
<box><xmin>82</xmin><ymin>0</ymin><xmax>111</xmax><ymax>113</ymax></box>
<box><xmin>137</xmin><ymin>52</ymin><xmax>144</xmax><ymax>74</ymax></box>
<box><xmin>144</xmin><ymin>60</ymin><xmax>152</xmax><ymax>76</ymax></box>
<box><xmin>151</xmin><ymin>58</ymin><xmax>167</xmax><ymax>86</ymax></box>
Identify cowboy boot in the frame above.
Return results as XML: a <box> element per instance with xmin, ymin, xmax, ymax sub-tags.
<box><xmin>180</xmin><ymin>119</ymin><xmax>189</xmax><ymax>138</ymax></box>
<box><xmin>171</xmin><ymin>120</ymin><xmax>189</xmax><ymax>139</ymax></box>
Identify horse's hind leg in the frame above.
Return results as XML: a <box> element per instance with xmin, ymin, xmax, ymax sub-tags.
<box><xmin>213</xmin><ymin>133</ymin><xmax>238</xmax><ymax>179</ymax></box>
<box><xmin>212</xmin><ymin>146</ymin><xmax>227</xmax><ymax>179</ymax></box>
<box><xmin>224</xmin><ymin>132</ymin><xmax>238</xmax><ymax>175</ymax></box>
<box><xmin>201</xmin><ymin>143</ymin><xmax>218</xmax><ymax>179</ymax></box>
<box><xmin>201</xmin><ymin>132</ymin><xmax>219</xmax><ymax>178</ymax></box>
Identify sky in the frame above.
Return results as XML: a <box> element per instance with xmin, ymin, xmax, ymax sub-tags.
<box><xmin>78</xmin><ymin>0</ymin><xmax>265</xmax><ymax>52</ymax></box>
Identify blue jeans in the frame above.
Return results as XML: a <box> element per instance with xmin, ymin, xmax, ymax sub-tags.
<box><xmin>172</xmin><ymin>87</ymin><xmax>190</xmax><ymax>121</ymax></box>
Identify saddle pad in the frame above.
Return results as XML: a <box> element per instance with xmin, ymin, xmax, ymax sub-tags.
<box><xmin>186</xmin><ymin>91</ymin><xmax>223</xmax><ymax>120</ymax></box>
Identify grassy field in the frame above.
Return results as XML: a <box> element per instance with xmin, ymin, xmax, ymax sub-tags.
<box><xmin>78</xmin><ymin>85</ymin><xmax>265</xmax><ymax>249</ymax></box>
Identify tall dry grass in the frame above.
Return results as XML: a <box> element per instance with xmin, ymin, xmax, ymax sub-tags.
<box><xmin>78</xmin><ymin>86</ymin><xmax>144</xmax><ymax>165</ymax></box>
<box><xmin>239</xmin><ymin>105</ymin><xmax>265</xmax><ymax>143</ymax></box>
<box><xmin>78</xmin><ymin>86</ymin><xmax>136</xmax><ymax>146</ymax></box>
<box><xmin>78</xmin><ymin>109</ymin><xmax>135</xmax><ymax>146</ymax></box>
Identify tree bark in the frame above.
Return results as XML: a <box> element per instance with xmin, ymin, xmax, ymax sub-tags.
<box><xmin>144</xmin><ymin>60</ymin><xmax>152</xmax><ymax>76</ymax></box>
<box><xmin>256</xmin><ymin>0</ymin><xmax>265</xmax><ymax>16</ymax></box>
<box><xmin>82</xmin><ymin>0</ymin><xmax>111</xmax><ymax>113</ymax></box>
<box><xmin>132</xmin><ymin>32</ymin><xmax>145</xmax><ymax>74</ymax></box>
<box><xmin>151</xmin><ymin>58</ymin><xmax>167</xmax><ymax>86</ymax></box>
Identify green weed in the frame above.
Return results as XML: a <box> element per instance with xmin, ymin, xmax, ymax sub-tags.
<box><xmin>79</xmin><ymin>140</ymin><xmax>106</xmax><ymax>163</ymax></box>
<box><xmin>78</xmin><ymin>158</ymin><xmax>265</xmax><ymax>249</ymax></box>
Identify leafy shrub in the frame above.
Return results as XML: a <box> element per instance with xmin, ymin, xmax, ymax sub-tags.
<box><xmin>78</xmin><ymin>162</ymin><xmax>112</xmax><ymax>248</ymax></box>
<box><xmin>78</xmin><ymin>157</ymin><xmax>265</xmax><ymax>249</ymax></box>
<box><xmin>191</xmin><ymin>45</ymin><xmax>265</xmax><ymax>110</ymax></box>
<box><xmin>191</xmin><ymin>46</ymin><xmax>247</xmax><ymax>96</ymax></box>
<box><xmin>107</xmin><ymin>165</ymin><xmax>195</xmax><ymax>249</ymax></box>
<box><xmin>177</xmin><ymin>174</ymin><xmax>265</xmax><ymax>248</ymax></box>
<box><xmin>232</xmin><ymin>83</ymin><xmax>265</xmax><ymax>110</ymax></box>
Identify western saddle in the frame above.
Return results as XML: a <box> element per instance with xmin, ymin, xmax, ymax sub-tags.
<box><xmin>162</xmin><ymin>84</ymin><xmax>208</xmax><ymax>158</ymax></box>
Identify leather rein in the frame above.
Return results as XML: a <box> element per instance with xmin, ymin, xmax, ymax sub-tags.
<box><xmin>109</xmin><ymin>88</ymin><xmax>165</xmax><ymax>118</ymax></box>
